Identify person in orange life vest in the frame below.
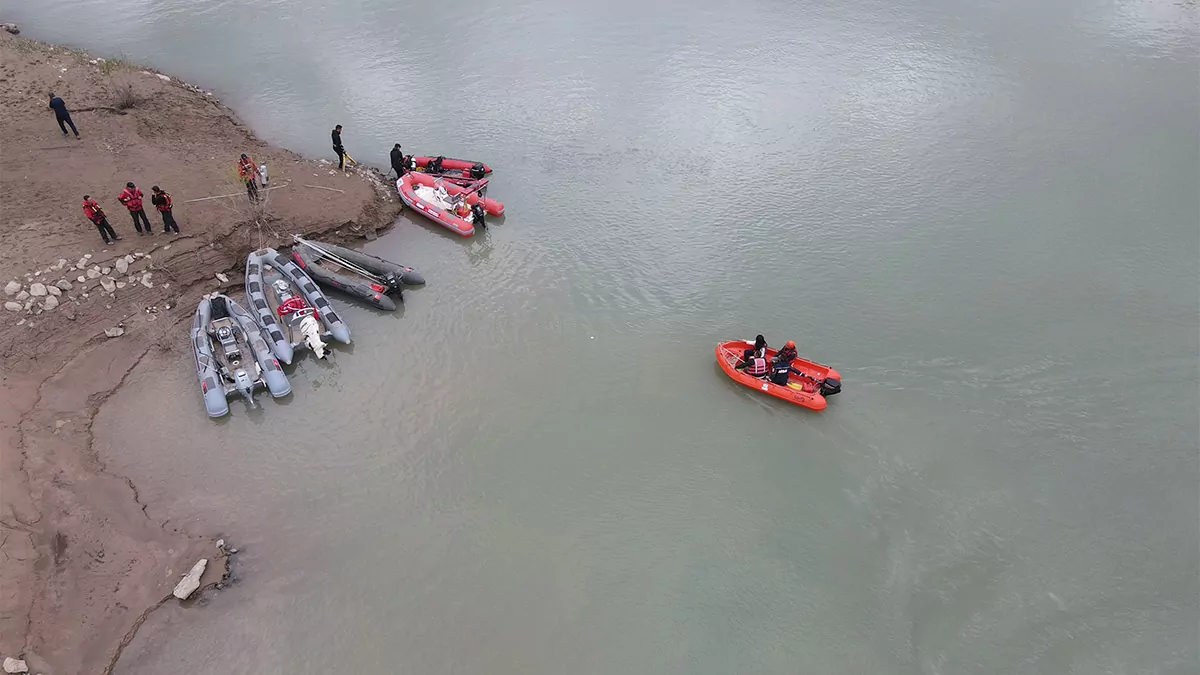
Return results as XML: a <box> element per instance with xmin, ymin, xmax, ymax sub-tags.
<box><xmin>735</xmin><ymin>348</ymin><xmax>770</xmax><ymax>377</ymax></box>
<box><xmin>117</xmin><ymin>182</ymin><xmax>153</xmax><ymax>234</ymax></box>
<box><xmin>272</xmin><ymin>280</ymin><xmax>316</xmax><ymax>319</ymax></box>
<box><xmin>82</xmin><ymin>195</ymin><xmax>119</xmax><ymax>244</ymax></box>
<box><xmin>773</xmin><ymin>340</ymin><xmax>797</xmax><ymax>365</ymax></box>
<box><xmin>150</xmin><ymin>186</ymin><xmax>179</xmax><ymax>233</ymax></box>
<box><xmin>238</xmin><ymin>153</ymin><xmax>260</xmax><ymax>202</ymax></box>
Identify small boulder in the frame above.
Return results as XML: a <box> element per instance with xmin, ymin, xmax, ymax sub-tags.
<box><xmin>2</xmin><ymin>656</ymin><xmax>28</xmax><ymax>673</ymax></box>
<box><xmin>115</xmin><ymin>258</ymin><xmax>129</xmax><ymax>274</ymax></box>
<box><xmin>56</xmin><ymin>258</ymin><xmax>68</xmax><ymax>269</ymax></box>
<box><xmin>1</xmin><ymin>23</ymin><xmax>21</xmax><ymax>36</ymax></box>
<box><xmin>75</xmin><ymin>258</ymin><xmax>87</xmax><ymax>269</ymax></box>
<box><xmin>28</xmin><ymin>283</ymin><xmax>47</xmax><ymax>297</ymax></box>
<box><xmin>84</xmin><ymin>253</ymin><xmax>93</xmax><ymax>259</ymax></box>
<box><xmin>4</xmin><ymin>281</ymin><xmax>20</xmax><ymax>296</ymax></box>
<box><xmin>101</xmin><ymin>266</ymin><xmax>111</xmax><ymax>275</ymax></box>
<box><xmin>43</xmin><ymin>295</ymin><xmax>59</xmax><ymax>311</ymax></box>
<box><xmin>14</xmin><ymin>291</ymin><xmax>28</xmax><ymax>302</ymax></box>
<box><xmin>116</xmin><ymin>281</ymin><xmax>127</xmax><ymax>289</ymax></box>
<box><xmin>124</xmin><ymin>254</ymin><xmax>136</xmax><ymax>264</ymax></box>
<box><xmin>140</xmin><ymin>273</ymin><xmax>154</xmax><ymax>288</ymax></box>
<box><xmin>86</xmin><ymin>268</ymin><xmax>100</xmax><ymax>279</ymax></box>
<box><xmin>56</xmin><ymin>279</ymin><xmax>72</xmax><ymax>291</ymax></box>
<box><xmin>104</xmin><ymin>326</ymin><xmax>124</xmax><ymax>338</ymax></box>
<box><xmin>46</xmin><ymin>285</ymin><xmax>61</xmax><ymax>297</ymax></box>
<box><xmin>4</xmin><ymin>302</ymin><xmax>21</xmax><ymax>312</ymax></box>
<box><xmin>77</xmin><ymin>275</ymin><xmax>86</xmax><ymax>283</ymax></box>
<box><xmin>100</xmin><ymin>277</ymin><xmax>116</xmax><ymax>293</ymax></box>
<box><xmin>173</xmin><ymin>558</ymin><xmax>208</xmax><ymax>600</ymax></box>
<box><xmin>215</xmin><ymin>273</ymin><xmax>229</xmax><ymax>283</ymax></box>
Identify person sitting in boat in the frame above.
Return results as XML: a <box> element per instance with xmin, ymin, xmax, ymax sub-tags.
<box><xmin>735</xmin><ymin>348</ymin><xmax>770</xmax><ymax>377</ymax></box>
<box><xmin>773</xmin><ymin>340</ymin><xmax>797</xmax><ymax>364</ymax></box>
<box><xmin>753</xmin><ymin>334</ymin><xmax>768</xmax><ymax>358</ymax></box>
<box><xmin>273</xmin><ymin>279</ymin><xmax>313</xmax><ymax>317</ymax></box>
<box><xmin>767</xmin><ymin>359</ymin><xmax>807</xmax><ymax>387</ymax></box>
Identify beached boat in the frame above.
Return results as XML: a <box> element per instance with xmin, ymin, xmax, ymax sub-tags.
<box><xmin>714</xmin><ymin>340</ymin><xmax>842</xmax><ymax>411</ymax></box>
<box><xmin>397</xmin><ymin>173</ymin><xmax>505</xmax><ymax>237</ymax></box>
<box><xmin>192</xmin><ymin>293</ymin><xmax>291</xmax><ymax>417</ymax></box>
<box><xmin>291</xmin><ymin>237</ymin><xmax>424</xmax><ymax>311</ymax></box>
<box><xmin>245</xmin><ymin>247</ymin><xmax>351</xmax><ymax>362</ymax></box>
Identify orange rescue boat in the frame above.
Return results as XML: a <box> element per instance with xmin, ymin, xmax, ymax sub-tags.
<box><xmin>715</xmin><ymin>340</ymin><xmax>842</xmax><ymax>411</ymax></box>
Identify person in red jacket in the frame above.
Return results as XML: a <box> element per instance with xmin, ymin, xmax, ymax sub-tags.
<box><xmin>150</xmin><ymin>186</ymin><xmax>179</xmax><ymax>233</ymax></box>
<box><xmin>117</xmin><ymin>182</ymin><xmax>153</xmax><ymax>235</ymax></box>
<box><xmin>82</xmin><ymin>195</ymin><xmax>119</xmax><ymax>245</ymax></box>
<box><xmin>238</xmin><ymin>153</ymin><xmax>259</xmax><ymax>203</ymax></box>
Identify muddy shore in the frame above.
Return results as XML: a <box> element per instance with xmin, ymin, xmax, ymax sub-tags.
<box><xmin>0</xmin><ymin>29</ymin><xmax>402</xmax><ymax>674</ymax></box>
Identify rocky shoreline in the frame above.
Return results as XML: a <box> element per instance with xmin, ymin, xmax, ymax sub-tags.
<box><xmin>0</xmin><ymin>27</ymin><xmax>402</xmax><ymax>674</ymax></box>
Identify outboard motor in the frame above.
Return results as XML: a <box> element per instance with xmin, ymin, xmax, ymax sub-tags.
<box><xmin>471</xmin><ymin>202</ymin><xmax>487</xmax><ymax>227</ymax></box>
<box><xmin>232</xmin><ymin>367</ymin><xmax>257</xmax><ymax>407</ymax></box>
<box><xmin>469</xmin><ymin>162</ymin><xmax>486</xmax><ymax>180</ymax></box>
<box><xmin>819</xmin><ymin>377</ymin><xmax>842</xmax><ymax>397</ymax></box>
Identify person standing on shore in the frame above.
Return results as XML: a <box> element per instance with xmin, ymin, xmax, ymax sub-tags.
<box><xmin>82</xmin><ymin>195</ymin><xmax>119</xmax><ymax>244</ymax></box>
<box><xmin>48</xmin><ymin>92</ymin><xmax>80</xmax><ymax>138</ymax></box>
<box><xmin>390</xmin><ymin>143</ymin><xmax>407</xmax><ymax>177</ymax></box>
<box><xmin>117</xmin><ymin>182</ymin><xmax>153</xmax><ymax>235</ymax></box>
<box><xmin>332</xmin><ymin>125</ymin><xmax>345</xmax><ymax>171</ymax></box>
<box><xmin>150</xmin><ymin>186</ymin><xmax>179</xmax><ymax>233</ymax></box>
<box><xmin>238</xmin><ymin>153</ymin><xmax>259</xmax><ymax>202</ymax></box>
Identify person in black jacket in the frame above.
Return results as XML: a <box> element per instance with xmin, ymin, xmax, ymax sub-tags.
<box><xmin>767</xmin><ymin>359</ymin><xmax>807</xmax><ymax>386</ymax></box>
<box><xmin>390</xmin><ymin>143</ymin><xmax>406</xmax><ymax>177</ymax></box>
<box><xmin>331</xmin><ymin>125</ymin><xmax>345</xmax><ymax>170</ymax></box>
<box><xmin>48</xmin><ymin>93</ymin><xmax>79</xmax><ymax>138</ymax></box>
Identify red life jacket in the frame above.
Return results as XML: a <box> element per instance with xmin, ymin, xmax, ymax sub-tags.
<box><xmin>745</xmin><ymin>357</ymin><xmax>768</xmax><ymax>376</ymax></box>
<box><xmin>277</xmin><ymin>296</ymin><xmax>310</xmax><ymax>316</ymax></box>
<box><xmin>82</xmin><ymin>199</ymin><xmax>103</xmax><ymax>222</ymax></box>
<box><xmin>238</xmin><ymin>158</ymin><xmax>256</xmax><ymax>180</ymax></box>
<box><xmin>118</xmin><ymin>187</ymin><xmax>143</xmax><ymax>211</ymax></box>
<box><xmin>154</xmin><ymin>191</ymin><xmax>172</xmax><ymax>212</ymax></box>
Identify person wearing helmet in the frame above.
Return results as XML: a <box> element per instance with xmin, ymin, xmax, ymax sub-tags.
<box><xmin>773</xmin><ymin>340</ymin><xmax>797</xmax><ymax>365</ymax></box>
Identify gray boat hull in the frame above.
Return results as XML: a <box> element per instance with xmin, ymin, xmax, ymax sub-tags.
<box><xmin>245</xmin><ymin>247</ymin><xmax>351</xmax><ymax>363</ymax></box>
<box><xmin>192</xmin><ymin>293</ymin><xmax>291</xmax><ymax>418</ymax></box>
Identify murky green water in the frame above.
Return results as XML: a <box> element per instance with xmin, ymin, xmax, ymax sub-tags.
<box><xmin>8</xmin><ymin>0</ymin><xmax>1197</xmax><ymax>672</ymax></box>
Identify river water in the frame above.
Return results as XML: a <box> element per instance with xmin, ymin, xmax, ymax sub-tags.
<box><xmin>5</xmin><ymin>0</ymin><xmax>1197</xmax><ymax>672</ymax></box>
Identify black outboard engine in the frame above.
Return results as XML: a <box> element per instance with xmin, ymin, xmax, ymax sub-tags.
<box><xmin>819</xmin><ymin>377</ymin><xmax>841</xmax><ymax>397</ymax></box>
<box><xmin>469</xmin><ymin>162</ymin><xmax>486</xmax><ymax>180</ymax></box>
<box><xmin>471</xmin><ymin>202</ymin><xmax>487</xmax><ymax>227</ymax></box>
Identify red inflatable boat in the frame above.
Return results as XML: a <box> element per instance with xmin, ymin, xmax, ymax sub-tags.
<box><xmin>410</xmin><ymin>156</ymin><xmax>492</xmax><ymax>178</ymax></box>
<box><xmin>396</xmin><ymin>173</ymin><xmax>504</xmax><ymax>237</ymax></box>
<box><xmin>715</xmin><ymin>340</ymin><xmax>842</xmax><ymax>411</ymax></box>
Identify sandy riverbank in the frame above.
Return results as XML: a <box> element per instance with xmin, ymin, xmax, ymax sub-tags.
<box><xmin>0</xmin><ymin>28</ymin><xmax>402</xmax><ymax>674</ymax></box>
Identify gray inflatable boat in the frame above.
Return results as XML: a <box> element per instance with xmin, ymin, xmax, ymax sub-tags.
<box><xmin>245</xmin><ymin>247</ymin><xmax>351</xmax><ymax>363</ymax></box>
<box><xmin>192</xmin><ymin>293</ymin><xmax>291</xmax><ymax>418</ymax></box>
<box><xmin>291</xmin><ymin>236</ymin><xmax>425</xmax><ymax>312</ymax></box>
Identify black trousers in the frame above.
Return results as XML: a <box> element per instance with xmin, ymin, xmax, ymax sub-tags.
<box><xmin>92</xmin><ymin>217</ymin><xmax>117</xmax><ymax>243</ymax></box>
<box><xmin>160</xmin><ymin>209</ymin><xmax>179</xmax><ymax>232</ymax></box>
<box><xmin>129</xmin><ymin>208</ymin><xmax>152</xmax><ymax>233</ymax></box>
<box><xmin>245</xmin><ymin>178</ymin><xmax>260</xmax><ymax>202</ymax></box>
<box><xmin>335</xmin><ymin>146</ymin><xmax>345</xmax><ymax>170</ymax></box>
<box><xmin>56</xmin><ymin>114</ymin><xmax>79</xmax><ymax>137</ymax></box>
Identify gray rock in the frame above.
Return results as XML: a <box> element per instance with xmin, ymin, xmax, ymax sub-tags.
<box><xmin>1</xmin><ymin>23</ymin><xmax>21</xmax><ymax>36</ymax></box>
<box><xmin>46</xmin><ymin>285</ymin><xmax>61</xmax><ymax>297</ymax></box>
<box><xmin>215</xmin><ymin>273</ymin><xmax>229</xmax><ymax>283</ymax></box>
<box><xmin>84</xmin><ymin>253</ymin><xmax>93</xmax><ymax>259</ymax></box>
<box><xmin>56</xmin><ymin>279</ymin><xmax>72</xmax><ymax>291</ymax></box>
<box><xmin>77</xmin><ymin>275</ymin><xmax>86</xmax><ymax>283</ymax></box>
<box><xmin>104</xmin><ymin>326</ymin><xmax>124</xmax><ymax>338</ymax></box>
<box><xmin>76</xmin><ymin>258</ymin><xmax>87</xmax><ymax>270</ymax></box>
<box><xmin>173</xmin><ymin>559</ymin><xmax>208</xmax><ymax>599</ymax></box>
<box><xmin>124</xmin><ymin>254</ymin><xmax>136</xmax><ymax>264</ymax></box>
<box><xmin>115</xmin><ymin>258</ymin><xmax>129</xmax><ymax>274</ymax></box>
<box><xmin>4</xmin><ymin>302</ymin><xmax>21</xmax><ymax>312</ymax></box>
<box><xmin>100</xmin><ymin>277</ymin><xmax>116</xmax><ymax>293</ymax></box>
<box><xmin>101</xmin><ymin>266</ymin><xmax>111</xmax><ymax>275</ymax></box>
<box><xmin>4</xmin><ymin>281</ymin><xmax>20</xmax><ymax>296</ymax></box>
<box><xmin>14</xmin><ymin>291</ymin><xmax>28</xmax><ymax>302</ymax></box>
<box><xmin>28</xmin><ymin>283</ymin><xmax>47</xmax><ymax>297</ymax></box>
<box><xmin>2</xmin><ymin>656</ymin><xmax>28</xmax><ymax>673</ymax></box>
<box><xmin>55</xmin><ymin>258</ymin><xmax>68</xmax><ymax>269</ymax></box>
<box><xmin>140</xmin><ymin>273</ymin><xmax>154</xmax><ymax>289</ymax></box>
<box><xmin>43</xmin><ymin>295</ymin><xmax>59</xmax><ymax>311</ymax></box>
<box><xmin>116</xmin><ymin>281</ymin><xmax>127</xmax><ymax>289</ymax></box>
<box><xmin>86</xmin><ymin>268</ymin><xmax>101</xmax><ymax>279</ymax></box>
